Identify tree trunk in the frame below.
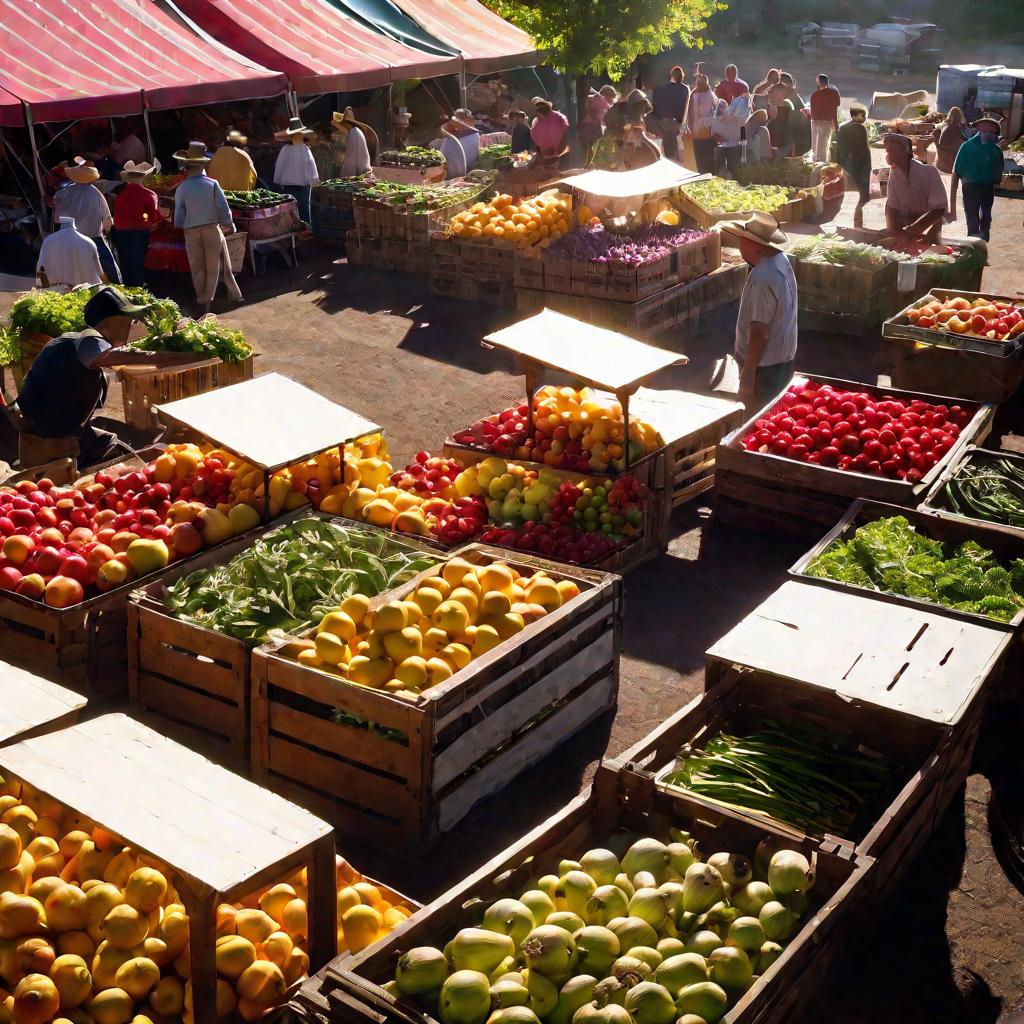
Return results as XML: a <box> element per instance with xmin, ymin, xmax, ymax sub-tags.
<box><xmin>573</xmin><ymin>73</ymin><xmax>592</xmax><ymax>164</ymax></box>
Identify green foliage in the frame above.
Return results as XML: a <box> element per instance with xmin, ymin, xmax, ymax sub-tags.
<box><xmin>6</xmin><ymin>286</ymin><xmax>177</xmax><ymax>339</ymax></box>
<box><xmin>490</xmin><ymin>0</ymin><xmax>724</xmax><ymax>79</ymax></box>
<box><xmin>805</xmin><ymin>515</ymin><xmax>1024</xmax><ymax>622</ymax></box>
<box><xmin>126</xmin><ymin>314</ymin><xmax>253</xmax><ymax>363</ymax></box>
<box><xmin>0</xmin><ymin>327</ymin><xmax>20</xmax><ymax>367</ymax></box>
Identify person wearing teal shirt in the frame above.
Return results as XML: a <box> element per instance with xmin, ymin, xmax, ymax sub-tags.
<box><xmin>950</xmin><ymin>116</ymin><xmax>1004</xmax><ymax>241</ymax></box>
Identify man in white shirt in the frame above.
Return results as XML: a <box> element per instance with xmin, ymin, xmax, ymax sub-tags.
<box><xmin>720</xmin><ymin>211</ymin><xmax>798</xmax><ymax>405</ymax></box>
<box><xmin>883</xmin><ymin>132</ymin><xmax>948</xmax><ymax>243</ymax></box>
<box><xmin>273</xmin><ymin>117</ymin><xmax>319</xmax><ymax>224</ymax></box>
<box><xmin>52</xmin><ymin>158</ymin><xmax>121</xmax><ymax>283</ymax></box>
<box><xmin>36</xmin><ymin>217</ymin><xmax>105</xmax><ymax>288</ymax></box>
<box><xmin>331</xmin><ymin>109</ymin><xmax>377</xmax><ymax>178</ymax></box>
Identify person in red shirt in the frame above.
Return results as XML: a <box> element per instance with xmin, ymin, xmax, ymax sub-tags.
<box><xmin>808</xmin><ymin>74</ymin><xmax>842</xmax><ymax>163</ymax></box>
<box><xmin>715</xmin><ymin>65</ymin><xmax>749</xmax><ymax>104</ymax></box>
<box><xmin>112</xmin><ymin>160</ymin><xmax>161</xmax><ymax>286</ymax></box>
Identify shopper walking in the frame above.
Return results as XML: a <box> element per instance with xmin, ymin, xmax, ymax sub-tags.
<box><xmin>715</xmin><ymin>64</ymin><xmax>749</xmax><ymax>104</ymax></box>
<box><xmin>686</xmin><ymin>74</ymin><xmax>717</xmax><ymax>174</ymax></box>
<box><xmin>720</xmin><ymin>211</ymin><xmax>797</xmax><ymax>405</ymax></box>
<box><xmin>651</xmin><ymin>67</ymin><xmax>689</xmax><ymax>162</ymax></box>
<box><xmin>112</xmin><ymin>160</ymin><xmax>160</xmax><ymax>286</ymax></box>
<box><xmin>950</xmin><ymin>117</ymin><xmax>1004</xmax><ymax>241</ymax></box>
<box><xmin>173</xmin><ymin>142</ymin><xmax>242</xmax><ymax>315</ymax></box>
<box><xmin>934</xmin><ymin>107</ymin><xmax>968</xmax><ymax>174</ymax></box>
<box><xmin>836</xmin><ymin>106</ymin><xmax>872</xmax><ymax>207</ymax></box>
<box><xmin>273</xmin><ymin>117</ymin><xmax>320</xmax><ymax>224</ymax></box>
<box><xmin>53</xmin><ymin>158</ymin><xmax>122</xmax><ymax>284</ymax></box>
<box><xmin>809</xmin><ymin>74</ymin><xmax>841</xmax><ymax>163</ymax></box>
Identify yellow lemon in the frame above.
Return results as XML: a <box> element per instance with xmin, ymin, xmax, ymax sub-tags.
<box><xmin>114</xmin><ymin>957</ymin><xmax>159</xmax><ymax>1000</ymax></box>
<box><xmin>317</xmin><ymin>611</ymin><xmax>356</xmax><ymax>643</ymax></box>
<box><xmin>471</xmin><ymin>625</ymin><xmax>502</xmax><ymax>656</ymax></box>
<box><xmin>526</xmin><ymin>579</ymin><xmax>562</xmax><ymax>611</ymax></box>
<box><xmin>13</xmin><ymin>974</ymin><xmax>59</xmax><ymax>1024</ymax></box>
<box><xmin>394</xmin><ymin>657</ymin><xmax>428</xmax><ymax>690</ymax></box>
<box><xmin>233</xmin><ymin>910</ymin><xmax>276</xmax><ymax>945</ymax></box>
<box><xmin>555</xmin><ymin>580</ymin><xmax>581</xmax><ymax>603</ymax></box>
<box><xmin>101</xmin><ymin>906</ymin><xmax>148</xmax><ymax>951</ymax></box>
<box><xmin>425</xmin><ymin>658</ymin><xmax>453</xmax><ymax>685</ymax></box>
<box><xmin>2</xmin><ymin>807</ymin><xmax>36</xmax><ymax>846</ymax></box>
<box><xmin>340</xmin><ymin>594</ymin><xmax>371</xmax><ymax>625</ymax></box>
<box><xmin>480</xmin><ymin>564</ymin><xmax>515</xmax><ymax>593</ymax></box>
<box><xmin>216</xmin><ymin>979</ymin><xmax>236</xmax><ymax>1018</ymax></box>
<box><xmin>51</xmin><ymin>954</ymin><xmax>92</xmax><ymax>1009</ymax></box>
<box><xmin>101</xmin><ymin>852</ymin><xmax>135</xmax><ymax>889</ymax></box>
<box><xmin>373</xmin><ymin>602</ymin><xmax>408</xmax><ymax>634</ymax></box>
<box><xmin>412</xmin><ymin>587</ymin><xmax>443</xmax><ymax>616</ymax></box>
<box><xmin>314</xmin><ymin>632</ymin><xmax>349</xmax><ymax>667</ymax></box>
<box><xmin>236</xmin><ymin>961</ymin><xmax>286</xmax><ymax>1004</ymax></box>
<box><xmin>420</xmin><ymin>627</ymin><xmax>449</xmax><ymax>654</ymax></box>
<box><xmin>258</xmin><ymin>885</ymin><xmax>296</xmax><ymax>926</ymax></box>
<box><xmin>346</xmin><ymin>657</ymin><xmax>393</xmax><ymax>689</ymax></box>
<box><xmin>440</xmin><ymin>643</ymin><xmax>471</xmax><ymax>671</ymax></box>
<box><xmin>479</xmin><ymin>591</ymin><xmax>511</xmax><ymax>616</ymax></box>
<box><xmin>341</xmin><ymin>905</ymin><xmax>381</xmax><ymax>954</ymax></box>
<box><xmin>55</xmin><ymin>932</ymin><xmax>94</xmax><ymax>961</ymax></box>
<box><xmin>281</xmin><ymin>899</ymin><xmax>306</xmax><ymax>941</ymax></box>
<box><xmin>46</xmin><ymin>885</ymin><xmax>89</xmax><ymax>933</ymax></box>
<box><xmin>157</xmin><ymin>912</ymin><xmax>189</xmax><ymax>959</ymax></box>
<box><xmin>0</xmin><ymin>828</ymin><xmax>21</xmax><ymax>872</ymax></box>
<box><xmin>382</xmin><ymin>628</ymin><xmax>422</xmax><ymax>663</ymax></box>
<box><xmin>91</xmin><ymin>942</ymin><xmax>134</xmax><ymax>990</ymax></box>
<box><xmin>214</xmin><ymin>935</ymin><xmax>255</xmax><ymax>980</ymax></box>
<box><xmin>440</xmin><ymin>557</ymin><xmax>474</xmax><ymax>586</ymax></box>
<box><xmin>58</xmin><ymin>834</ymin><xmax>88</xmax><ymax>863</ymax></box>
<box><xmin>259</xmin><ymin>931</ymin><xmax>292</xmax><ymax>968</ymax></box>
<box><xmin>433</xmin><ymin>601</ymin><xmax>469</xmax><ymax>635</ymax></box>
<box><xmin>337</xmin><ymin>888</ymin><xmax>360</xmax><ymax>916</ymax></box>
<box><xmin>149</xmin><ymin>976</ymin><xmax>185</xmax><ymax>1017</ymax></box>
<box><xmin>88</xmin><ymin>987</ymin><xmax>133</xmax><ymax>1024</ymax></box>
<box><xmin>283</xmin><ymin>947</ymin><xmax>309</xmax><ymax>987</ymax></box>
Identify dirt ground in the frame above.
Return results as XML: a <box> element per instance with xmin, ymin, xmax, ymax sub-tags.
<box><xmin>4</xmin><ymin>150</ymin><xmax>1024</xmax><ymax>1020</ymax></box>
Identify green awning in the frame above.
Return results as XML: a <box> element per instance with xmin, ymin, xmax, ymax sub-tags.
<box><xmin>328</xmin><ymin>0</ymin><xmax>458</xmax><ymax>59</ymax></box>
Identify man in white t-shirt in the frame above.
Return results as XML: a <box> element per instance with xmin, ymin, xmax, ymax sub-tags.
<box><xmin>36</xmin><ymin>217</ymin><xmax>105</xmax><ymax>288</ymax></box>
<box><xmin>720</xmin><ymin>211</ymin><xmax>798</xmax><ymax>405</ymax></box>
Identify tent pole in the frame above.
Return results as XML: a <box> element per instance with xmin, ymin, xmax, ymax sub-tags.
<box><xmin>23</xmin><ymin>103</ymin><xmax>49</xmax><ymax>237</ymax></box>
<box><xmin>386</xmin><ymin>83</ymin><xmax>394</xmax><ymax>148</ymax></box>
<box><xmin>142</xmin><ymin>93</ymin><xmax>155</xmax><ymax>161</ymax></box>
<box><xmin>459</xmin><ymin>70</ymin><xmax>468</xmax><ymax>108</ymax></box>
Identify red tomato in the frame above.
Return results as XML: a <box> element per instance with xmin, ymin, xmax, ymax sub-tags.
<box><xmin>879</xmin><ymin>429</ymin><xmax>898</xmax><ymax>446</ymax></box>
<box><xmin>820</xmin><ymin>446</ymin><xmax>840</xmax><ymax>466</ymax></box>
<box><xmin>838</xmin><ymin>435</ymin><xmax>860</xmax><ymax>456</ymax></box>
<box><xmin>833</xmin><ymin>421</ymin><xmax>854</xmax><ymax>437</ymax></box>
<box><xmin>839</xmin><ymin>401</ymin><xmax>858</xmax><ymax>416</ymax></box>
<box><xmin>789</xmin><ymin>443</ymin><xmax>809</xmax><ymax>460</ymax></box>
<box><xmin>971</xmin><ymin>313</ymin><xmax>987</xmax><ymax>333</ymax></box>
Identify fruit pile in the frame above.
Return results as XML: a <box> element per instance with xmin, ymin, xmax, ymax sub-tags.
<box><xmin>448</xmin><ymin>191</ymin><xmax>573</xmax><ymax>248</ymax></box>
<box><xmin>382</xmin><ymin>833</ymin><xmax>815</xmax><ymax>1024</ymax></box>
<box><xmin>389</xmin><ymin>453</ymin><xmax>462</xmax><ymax>500</ymax></box>
<box><xmin>741</xmin><ymin>381</ymin><xmax>972</xmax><ymax>482</ymax></box>
<box><xmin>0</xmin><ymin>444</ymin><xmax>271</xmax><ymax>608</ymax></box>
<box><xmin>0</xmin><ymin>776</ymin><xmax>413</xmax><ymax>1024</ymax></box>
<box><xmin>283</xmin><ymin>555</ymin><xmax>580</xmax><ymax>699</ymax></box>
<box><xmin>905</xmin><ymin>294</ymin><xmax>1024</xmax><ymax>342</ymax></box>
<box><xmin>452</xmin><ymin>387</ymin><xmax>663</xmax><ymax>474</ymax></box>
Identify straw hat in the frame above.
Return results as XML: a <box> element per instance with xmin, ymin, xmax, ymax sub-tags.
<box><xmin>331</xmin><ymin>108</ymin><xmax>380</xmax><ymax>156</ymax></box>
<box><xmin>225</xmin><ymin>128</ymin><xmax>248</xmax><ymax>145</ymax></box>
<box><xmin>274</xmin><ymin>116</ymin><xmax>314</xmax><ymax>140</ymax></box>
<box><xmin>718</xmin><ymin>210</ymin><xmax>788</xmax><ymax>250</ymax></box>
<box><xmin>532</xmin><ymin>96</ymin><xmax>553</xmax><ymax>113</ymax></box>
<box><xmin>172</xmin><ymin>141</ymin><xmax>211</xmax><ymax>165</ymax></box>
<box><xmin>972</xmin><ymin>116</ymin><xmax>1002</xmax><ymax>133</ymax></box>
<box><xmin>120</xmin><ymin>159</ymin><xmax>158</xmax><ymax>182</ymax></box>
<box><xmin>63</xmin><ymin>158</ymin><xmax>99</xmax><ymax>184</ymax></box>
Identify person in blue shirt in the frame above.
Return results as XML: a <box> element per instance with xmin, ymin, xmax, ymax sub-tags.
<box><xmin>949</xmin><ymin>117</ymin><xmax>1004</xmax><ymax>242</ymax></box>
<box><xmin>173</xmin><ymin>141</ymin><xmax>242</xmax><ymax>313</ymax></box>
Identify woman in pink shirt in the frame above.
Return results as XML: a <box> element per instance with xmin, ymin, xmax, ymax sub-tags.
<box><xmin>530</xmin><ymin>98</ymin><xmax>569</xmax><ymax>166</ymax></box>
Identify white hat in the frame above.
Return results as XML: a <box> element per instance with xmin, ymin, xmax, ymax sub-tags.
<box><xmin>718</xmin><ymin>210</ymin><xmax>788</xmax><ymax>250</ymax></box>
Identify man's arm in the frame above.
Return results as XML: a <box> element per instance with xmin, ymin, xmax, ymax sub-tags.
<box><xmin>93</xmin><ymin>348</ymin><xmax>203</xmax><ymax>368</ymax></box>
<box><xmin>904</xmin><ymin>206</ymin><xmax>946</xmax><ymax>238</ymax></box>
<box><xmin>739</xmin><ymin>322</ymin><xmax>769</xmax><ymax>402</ymax></box>
<box><xmin>173</xmin><ymin>187</ymin><xmax>186</xmax><ymax>229</ymax></box>
<box><xmin>884</xmin><ymin>203</ymin><xmax>902</xmax><ymax>235</ymax></box>
<box><xmin>212</xmin><ymin>181</ymin><xmax>233</xmax><ymax>231</ymax></box>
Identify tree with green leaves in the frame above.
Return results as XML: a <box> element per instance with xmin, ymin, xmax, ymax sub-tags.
<box><xmin>490</xmin><ymin>0</ymin><xmax>725</xmax><ymax>126</ymax></box>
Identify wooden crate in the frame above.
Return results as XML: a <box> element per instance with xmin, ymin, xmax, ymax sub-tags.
<box><xmin>251</xmin><ymin>545</ymin><xmax>622</xmax><ymax>848</ymax></box>
<box><xmin>679</xmin><ymin>188</ymin><xmax>798</xmax><ymax>231</ymax></box>
<box><xmin>791</xmin><ymin>258</ymin><xmax>898</xmax><ymax>333</ymax></box>
<box><xmin>886</xmin><ymin>334</ymin><xmax>1024</xmax><ymax>404</ymax></box>
<box><xmin>790</xmin><ymin>497</ymin><xmax>1024</xmax><ymax>630</ymax></box>
<box><xmin>322</xmin><ymin>763</ymin><xmax>871</xmax><ymax>1024</ymax></box>
<box><xmin>714</xmin><ymin>373</ymin><xmax>994</xmax><ymax>537</ymax></box>
<box><xmin>611</xmin><ymin>658</ymin><xmax>998</xmax><ymax>905</ymax></box>
<box><xmin>119</xmin><ymin>354</ymin><xmax>256</xmax><ymax>430</ymax></box>
<box><xmin>0</xmin><ymin>661</ymin><xmax>86</xmax><ymax>745</ymax></box>
<box><xmin>0</xmin><ymin>714</ymin><xmax>336</xmax><ymax>1024</ymax></box>
<box><xmin>232</xmin><ymin>200</ymin><xmax>300</xmax><ymax>239</ymax></box>
<box><xmin>675</xmin><ymin>230</ymin><xmax>722</xmax><ymax>282</ymax></box>
<box><xmin>882</xmin><ymin>289</ymin><xmax>1024</xmax><ymax>356</ymax></box>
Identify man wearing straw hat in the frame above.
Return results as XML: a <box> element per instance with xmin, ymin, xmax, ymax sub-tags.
<box><xmin>173</xmin><ymin>142</ymin><xmax>242</xmax><ymax>315</ymax></box>
<box><xmin>112</xmin><ymin>160</ymin><xmax>160</xmax><ymax>286</ymax></box>
<box><xmin>53</xmin><ymin>158</ymin><xmax>122</xmax><ymax>284</ymax></box>
<box><xmin>331</xmin><ymin>109</ymin><xmax>377</xmax><ymax>178</ymax></box>
<box><xmin>273</xmin><ymin>116</ymin><xmax>320</xmax><ymax>223</ymax></box>
<box><xmin>718</xmin><ymin>211</ymin><xmax>798</xmax><ymax>405</ymax></box>
<box><xmin>208</xmin><ymin>128</ymin><xmax>258</xmax><ymax>193</ymax></box>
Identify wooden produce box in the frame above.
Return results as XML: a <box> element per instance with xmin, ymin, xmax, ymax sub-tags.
<box><xmin>612</xmin><ymin>615</ymin><xmax>1007</xmax><ymax>906</ymax></box>
<box><xmin>321</xmin><ymin>764</ymin><xmax>871</xmax><ymax>1024</ymax></box>
<box><xmin>251</xmin><ymin>545</ymin><xmax>622</xmax><ymax>848</ymax></box>
<box><xmin>128</xmin><ymin>517</ymin><xmax>444</xmax><ymax>772</ymax></box>
<box><xmin>679</xmin><ymin>188</ymin><xmax>800</xmax><ymax>231</ymax></box>
<box><xmin>714</xmin><ymin>373</ymin><xmax>993</xmax><ymax>538</ymax></box>
<box><xmin>790</xmin><ymin>258</ymin><xmax>898</xmax><ymax>336</ymax></box>
<box><xmin>882</xmin><ymin>289</ymin><xmax>1024</xmax><ymax>403</ymax></box>
<box><xmin>919</xmin><ymin>446</ymin><xmax>1024</xmax><ymax>542</ymax></box>
<box><xmin>119</xmin><ymin>354</ymin><xmax>256</xmax><ymax>430</ymax></box>
<box><xmin>0</xmin><ymin>660</ymin><xmax>86</xmax><ymax>745</ymax></box>
<box><xmin>232</xmin><ymin>199</ymin><xmax>300</xmax><ymax>238</ymax></box>
<box><xmin>790</xmin><ymin>497</ymin><xmax>1024</xmax><ymax>631</ymax></box>
<box><xmin>675</xmin><ymin>229</ymin><xmax>722</xmax><ymax>282</ymax></box>
<box><xmin>0</xmin><ymin>714</ymin><xmax>337</xmax><ymax>1024</ymax></box>
<box><xmin>371</xmin><ymin>164</ymin><xmax>445</xmax><ymax>185</ymax></box>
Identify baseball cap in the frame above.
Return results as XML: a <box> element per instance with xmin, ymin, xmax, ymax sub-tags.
<box><xmin>83</xmin><ymin>287</ymin><xmax>153</xmax><ymax>328</ymax></box>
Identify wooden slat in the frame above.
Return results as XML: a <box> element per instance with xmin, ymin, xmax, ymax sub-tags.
<box><xmin>136</xmin><ymin>608</ymin><xmax>247</xmax><ymax>667</ymax></box>
<box><xmin>135</xmin><ymin>673</ymin><xmax>241</xmax><ymax>742</ymax></box>
<box><xmin>432</xmin><ymin>631</ymin><xmax>615</xmax><ymax>792</ymax></box>
<box><xmin>136</xmin><ymin>637</ymin><xmax>243</xmax><ymax>702</ymax></box>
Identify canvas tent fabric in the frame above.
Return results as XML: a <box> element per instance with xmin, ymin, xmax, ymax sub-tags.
<box><xmin>170</xmin><ymin>0</ymin><xmax>461</xmax><ymax>93</ymax></box>
<box><xmin>327</xmin><ymin>0</ymin><xmax>458</xmax><ymax>58</ymax></box>
<box><xmin>0</xmin><ymin>0</ymin><xmax>287</xmax><ymax>126</ymax></box>
<box><xmin>389</xmin><ymin>0</ymin><xmax>537</xmax><ymax>73</ymax></box>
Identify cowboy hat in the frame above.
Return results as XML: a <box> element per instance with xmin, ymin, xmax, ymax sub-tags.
<box><xmin>972</xmin><ymin>116</ymin><xmax>1002</xmax><ymax>133</ymax></box>
<box><xmin>120</xmin><ymin>159</ymin><xmax>158</xmax><ymax>182</ymax></box>
<box><xmin>225</xmin><ymin>128</ymin><xmax>248</xmax><ymax>145</ymax></box>
<box><xmin>331</xmin><ymin>107</ymin><xmax>380</xmax><ymax>156</ymax></box>
<box><xmin>532</xmin><ymin>96</ymin><xmax>553</xmax><ymax>112</ymax></box>
<box><xmin>718</xmin><ymin>210</ymin><xmax>788</xmax><ymax>250</ymax></box>
<box><xmin>882</xmin><ymin>131</ymin><xmax>913</xmax><ymax>152</ymax></box>
<box><xmin>274</xmin><ymin>116</ymin><xmax>314</xmax><ymax>140</ymax></box>
<box><xmin>63</xmin><ymin>157</ymin><xmax>99</xmax><ymax>183</ymax></box>
<box><xmin>172</xmin><ymin>141</ymin><xmax>211</xmax><ymax>165</ymax></box>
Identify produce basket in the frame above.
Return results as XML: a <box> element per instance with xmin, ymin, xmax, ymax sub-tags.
<box><xmin>251</xmin><ymin>544</ymin><xmax>622</xmax><ymax>847</ymax></box>
<box><xmin>920</xmin><ymin>445</ymin><xmax>1024</xmax><ymax>542</ymax></box>
<box><xmin>231</xmin><ymin>198</ymin><xmax>300</xmax><ymax>238</ymax></box>
<box><xmin>789</xmin><ymin>497</ymin><xmax>1024</xmax><ymax>631</ymax></box>
<box><xmin>128</xmin><ymin>515</ymin><xmax>444</xmax><ymax>771</ymax></box>
<box><xmin>714</xmin><ymin>373</ymin><xmax>994</xmax><ymax>537</ymax></box>
<box><xmin>882</xmin><ymin>289</ymin><xmax>1024</xmax><ymax>357</ymax></box>
<box><xmin>612</xmin><ymin>617</ymin><xmax>1008</xmax><ymax>905</ymax></box>
<box><xmin>786</xmin><ymin>254</ymin><xmax>898</xmax><ymax>335</ymax></box>
<box><xmin>319</xmin><ymin>763</ymin><xmax>872</xmax><ymax>1024</ymax></box>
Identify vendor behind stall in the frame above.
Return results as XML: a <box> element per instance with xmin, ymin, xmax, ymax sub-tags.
<box><xmin>273</xmin><ymin>117</ymin><xmax>319</xmax><ymax>223</ymax></box>
<box><xmin>332</xmin><ymin>109</ymin><xmax>378</xmax><ymax>176</ymax></box>
<box><xmin>208</xmin><ymin>129</ymin><xmax>258</xmax><ymax>192</ymax></box>
<box><xmin>10</xmin><ymin>287</ymin><xmax>194</xmax><ymax>468</ymax></box>
<box><xmin>438</xmin><ymin>117</ymin><xmax>480</xmax><ymax>179</ymax></box>
<box><xmin>530</xmin><ymin>98</ymin><xmax>569</xmax><ymax>167</ymax></box>
<box><xmin>883</xmin><ymin>132</ymin><xmax>948</xmax><ymax>243</ymax></box>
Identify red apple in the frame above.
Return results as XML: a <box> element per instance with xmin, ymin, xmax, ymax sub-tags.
<box><xmin>66</xmin><ymin>528</ymin><xmax>95</xmax><ymax>549</ymax></box>
<box><xmin>168</xmin><ymin>522</ymin><xmax>202</xmax><ymax>557</ymax></box>
<box><xmin>0</xmin><ymin>567</ymin><xmax>21</xmax><ymax>591</ymax></box>
<box><xmin>15</xmin><ymin>573</ymin><xmax>45</xmax><ymax>600</ymax></box>
<box><xmin>38</xmin><ymin>527</ymin><xmax>64</xmax><ymax>548</ymax></box>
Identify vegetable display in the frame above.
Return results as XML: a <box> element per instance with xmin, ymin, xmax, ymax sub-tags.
<box><xmin>382</xmin><ymin>832</ymin><xmax>817</xmax><ymax>1024</ymax></box>
<box><xmin>360</xmin><ymin>180</ymin><xmax>483</xmax><ymax>214</ymax></box>
<box><xmin>662</xmin><ymin>721</ymin><xmax>891</xmax><ymax>836</ymax></box>
<box><xmin>282</xmin><ymin>554</ymin><xmax>582</xmax><ymax>699</ymax></box>
<box><xmin>478</xmin><ymin>144</ymin><xmax>513</xmax><ymax>169</ymax></box>
<box><xmin>804</xmin><ymin>515</ymin><xmax>1024</xmax><ymax>622</ymax></box>
<box><xmin>936</xmin><ymin>452</ymin><xmax>1024</xmax><ymax>527</ymax></box>
<box><xmin>7</xmin><ymin>287</ymin><xmax>177</xmax><ymax>340</ymax></box>
<box><xmin>125</xmin><ymin>314</ymin><xmax>254</xmax><ymax>363</ymax></box>
<box><xmin>448</xmin><ymin>191</ymin><xmax>573</xmax><ymax>248</ymax></box>
<box><xmin>786</xmin><ymin>235</ymin><xmax>900</xmax><ymax>269</ymax></box>
<box><xmin>378</xmin><ymin>147</ymin><xmax>445</xmax><ymax>169</ymax></box>
<box><xmin>316</xmin><ymin>174</ymin><xmax>374</xmax><ymax>193</ymax></box>
<box><xmin>547</xmin><ymin>225</ymin><xmax>710</xmax><ymax>267</ymax></box>
<box><xmin>733</xmin><ymin>158</ymin><xmax>815</xmax><ymax>188</ymax></box>
<box><xmin>223</xmin><ymin>189</ymin><xmax>293</xmax><ymax>209</ymax></box>
<box><xmin>681</xmin><ymin>179</ymin><xmax>791</xmax><ymax>214</ymax></box>
<box><xmin>903</xmin><ymin>294</ymin><xmax>1024</xmax><ymax>343</ymax></box>
<box><xmin>741</xmin><ymin>381</ymin><xmax>972</xmax><ymax>482</ymax></box>
<box><xmin>165</xmin><ymin>518</ymin><xmax>439</xmax><ymax>642</ymax></box>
